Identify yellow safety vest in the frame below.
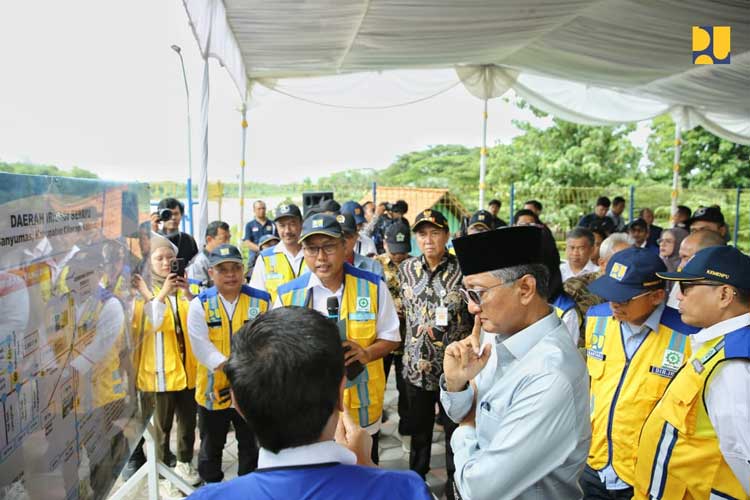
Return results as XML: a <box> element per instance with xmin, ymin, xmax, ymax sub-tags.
<box><xmin>76</xmin><ymin>287</ymin><xmax>127</xmax><ymax>411</ymax></box>
<box><xmin>195</xmin><ymin>285</ymin><xmax>270</xmax><ymax>410</ymax></box>
<box><xmin>278</xmin><ymin>263</ymin><xmax>385</xmax><ymax>428</ymax></box>
<box><xmin>633</xmin><ymin>326</ymin><xmax>750</xmax><ymax>500</ymax></box>
<box><xmin>131</xmin><ymin>287</ymin><xmax>197</xmax><ymax>393</ymax></box>
<box><xmin>260</xmin><ymin>246</ymin><xmax>307</xmax><ymax>303</ymax></box>
<box><xmin>585</xmin><ymin>303</ymin><xmax>694</xmax><ymax>486</ymax></box>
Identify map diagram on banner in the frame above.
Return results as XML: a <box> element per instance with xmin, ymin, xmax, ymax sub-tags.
<box><xmin>0</xmin><ymin>174</ymin><xmax>149</xmax><ymax>500</ymax></box>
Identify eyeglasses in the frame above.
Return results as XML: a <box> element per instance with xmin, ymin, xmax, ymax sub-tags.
<box><xmin>678</xmin><ymin>281</ymin><xmax>728</xmax><ymax>295</ymax></box>
<box><xmin>611</xmin><ymin>289</ymin><xmax>656</xmax><ymax>306</ymax></box>
<box><xmin>459</xmin><ymin>282</ymin><xmax>512</xmax><ymax>305</ymax></box>
<box><xmin>303</xmin><ymin>242</ymin><xmax>341</xmax><ymax>257</ymax></box>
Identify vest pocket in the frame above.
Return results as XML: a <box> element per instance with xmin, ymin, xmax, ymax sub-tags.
<box><xmin>656</xmin><ymin>369</ymin><xmax>702</xmax><ymax>435</ymax></box>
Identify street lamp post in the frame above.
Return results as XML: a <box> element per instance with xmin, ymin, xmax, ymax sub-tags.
<box><xmin>171</xmin><ymin>44</ymin><xmax>194</xmax><ymax>236</ymax></box>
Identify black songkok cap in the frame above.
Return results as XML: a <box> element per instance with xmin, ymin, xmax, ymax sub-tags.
<box><xmin>451</xmin><ymin>226</ymin><xmax>544</xmax><ymax>276</ymax></box>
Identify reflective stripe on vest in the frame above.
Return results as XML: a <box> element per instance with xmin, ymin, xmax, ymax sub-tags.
<box><xmin>196</xmin><ymin>286</ymin><xmax>269</xmax><ymax>410</ymax></box>
<box><xmin>132</xmin><ymin>288</ymin><xmax>196</xmax><ymax>393</ymax></box>
<box><xmin>633</xmin><ymin>327</ymin><xmax>750</xmax><ymax>500</ymax></box>
<box><xmin>585</xmin><ymin>306</ymin><xmax>692</xmax><ymax>485</ymax></box>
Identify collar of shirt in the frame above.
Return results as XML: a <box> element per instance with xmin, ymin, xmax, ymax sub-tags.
<box><xmin>274</xmin><ymin>241</ymin><xmax>304</xmax><ymax>261</ymax></box>
<box><xmin>258</xmin><ymin>440</ymin><xmax>357</xmax><ymax>469</ymax></box>
<box><xmin>498</xmin><ymin>309</ymin><xmax>561</xmax><ymax>362</ymax></box>
<box><xmin>419</xmin><ymin>251</ymin><xmax>451</xmax><ymax>273</ymax></box>
<box><xmin>692</xmin><ymin>312</ymin><xmax>750</xmax><ymax>348</ymax></box>
<box><xmin>623</xmin><ymin>301</ymin><xmax>666</xmax><ymax>338</ymax></box>
<box><xmin>307</xmin><ymin>272</ymin><xmax>344</xmax><ymax>296</ymax></box>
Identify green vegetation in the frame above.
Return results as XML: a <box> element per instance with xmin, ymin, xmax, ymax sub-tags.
<box><xmin>0</xmin><ymin>161</ymin><xmax>99</xmax><ymax>179</ymax></box>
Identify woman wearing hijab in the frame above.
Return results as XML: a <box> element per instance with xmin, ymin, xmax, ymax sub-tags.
<box><xmin>658</xmin><ymin>227</ymin><xmax>689</xmax><ymax>294</ymax></box>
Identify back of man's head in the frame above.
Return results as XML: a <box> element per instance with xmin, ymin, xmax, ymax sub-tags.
<box><xmin>225</xmin><ymin>307</ymin><xmax>344</xmax><ymax>453</ymax></box>
<box><xmin>689</xmin><ymin>228</ymin><xmax>726</xmax><ymax>250</ymax></box>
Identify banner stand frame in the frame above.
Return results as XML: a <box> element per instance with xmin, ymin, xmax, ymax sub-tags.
<box><xmin>108</xmin><ymin>422</ymin><xmax>196</xmax><ymax>500</ymax></box>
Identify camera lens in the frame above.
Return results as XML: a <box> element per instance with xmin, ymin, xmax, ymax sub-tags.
<box><xmin>159</xmin><ymin>208</ymin><xmax>173</xmax><ymax>222</ymax></box>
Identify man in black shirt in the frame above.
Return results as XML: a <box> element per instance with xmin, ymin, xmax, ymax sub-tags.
<box><xmin>152</xmin><ymin>197</ymin><xmax>199</xmax><ymax>263</ymax></box>
<box><xmin>578</xmin><ymin>196</ymin><xmax>616</xmax><ymax>235</ymax></box>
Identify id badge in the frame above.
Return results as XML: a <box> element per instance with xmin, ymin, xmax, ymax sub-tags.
<box><xmin>435</xmin><ymin>306</ymin><xmax>449</xmax><ymax>327</ymax></box>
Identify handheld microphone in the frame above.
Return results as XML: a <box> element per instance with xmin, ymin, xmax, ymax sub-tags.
<box><xmin>326</xmin><ymin>296</ymin><xmax>365</xmax><ymax>381</ymax></box>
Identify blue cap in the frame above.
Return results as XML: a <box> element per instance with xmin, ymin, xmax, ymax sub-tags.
<box><xmin>588</xmin><ymin>247</ymin><xmax>666</xmax><ymax>302</ymax></box>
<box><xmin>658</xmin><ymin>245</ymin><xmax>750</xmax><ymax>289</ymax></box>
<box><xmin>209</xmin><ymin>244</ymin><xmax>244</xmax><ymax>267</ymax></box>
<box><xmin>299</xmin><ymin>214</ymin><xmax>343</xmax><ymax>243</ymax></box>
<box><xmin>258</xmin><ymin>234</ymin><xmax>279</xmax><ymax>247</ymax></box>
<box><xmin>341</xmin><ymin>201</ymin><xmax>366</xmax><ymax>225</ymax></box>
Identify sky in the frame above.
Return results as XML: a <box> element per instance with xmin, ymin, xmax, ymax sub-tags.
<box><xmin>0</xmin><ymin>1</ymin><xmax>650</xmax><ymax>186</ymax></box>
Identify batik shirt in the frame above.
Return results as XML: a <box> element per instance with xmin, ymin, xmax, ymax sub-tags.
<box><xmin>399</xmin><ymin>252</ymin><xmax>471</xmax><ymax>391</ymax></box>
<box><xmin>375</xmin><ymin>253</ymin><xmax>408</xmax><ymax>355</ymax></box>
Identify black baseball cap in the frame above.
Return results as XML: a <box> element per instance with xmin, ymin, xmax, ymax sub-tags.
<box><xmin>385</xmin><ymin>222</ymin><xmax>411</xmax><ymax>253</ymax></box>
<box><xmin>299</xmin><ymin>214</ymin><xmax>343</xmax><ymax>242</ymax></box>
<box><xmin>390</xmin><ymin>200</ymin><xmax>408</xmax><ymax>214</ymax></box>
<box><xmin>258</xmin><ymin>234</ymin><xmax>280</xmax><ymax>246</ymax></box>
<box><xmin>412</xmin><ymin>209</ymin><xmax>449</xmax><ymax>232</ymax></box>
<box><xmin>657</xmin><ymin>245</ymin><xmax>750</xmax><ymax>289</ymax></box>
<box><xmin>468</xmin><ymin>210</ymin><xmax>494</xmax><ymax>230</ymax></box>
<box><xmin>336</xmin><ymin>213</ymin><xmax>358</xmax><ymax>234</ymax></box>
<box><xmin>275</xmin><ymin>203</ymin><xmax>302</xmax><ymax>222</ymax></box>
<box><xmin>209</xmin><ymin>244</ymin><xmax>244</xmax><ymax>267</ymax></box>
<box><xmin>689</xmin><ymin>206</ymin><xmax>725</xmax><ymax>226</ymax></box>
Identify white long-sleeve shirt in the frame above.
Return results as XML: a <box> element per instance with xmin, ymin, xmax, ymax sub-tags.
<box><xmin>692</xmin><ymin>312</ymin><xmax>750</xmax><ymax>495</ymax></box>
<box><xmin>440</xmin><ymin>311</ymin><xmax>591</xmax><ymax>500</ymax></box>
<box><xmin>187</xmin><ymin>293</ymin><xmax>239</xmax><ymax>372</ymax></box>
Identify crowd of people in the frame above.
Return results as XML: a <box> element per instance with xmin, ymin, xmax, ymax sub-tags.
<box><xmin>120</xmin><ymin>193</ymin><xmax>748</xmax><ymax>500</ymax></box>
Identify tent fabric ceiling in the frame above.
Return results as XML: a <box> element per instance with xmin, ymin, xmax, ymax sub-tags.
<box><xmin>182</xmin><ymin>0</ymin><xmax>750</xmax><ymax>143</ymax></box>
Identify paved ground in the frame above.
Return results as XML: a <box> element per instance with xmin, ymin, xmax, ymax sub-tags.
<box><xmin>109</xmin><ymin>367</ymin><xmax>450</xmax><ymax>499</ymax></box>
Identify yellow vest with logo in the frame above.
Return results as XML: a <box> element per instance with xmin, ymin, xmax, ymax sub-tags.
<box><xmin>131</xmin><ymin>287</ymin><xmax>197</xmax><ymax>393</ymax></box>
<box><xmin>260</xmin><ymin>246</ymin><xmax>307</xmax><ymax>303</ymax></box>
<box><xmin>195</xmin><ymin>285</ymin><xmax>270</xmax><ymax>410</ymax></box>
<box><xmin>76</xmin><ymin>287</ymin><xmax>127</xmax><ymax>411</ymax></box>
<box><xmin>633</xmin><ymin>326</ymin><xmax>750</xmax><ymax>500</ymax></box>
<box><xmin>585</xmin><ymin>303</ymin><xmax>694</xmax><ymax>485</ymax></box>
<box><xmin>278</xmin><ymin>263</ymin><xmax>385</xmax><ymax>428</ymax></box>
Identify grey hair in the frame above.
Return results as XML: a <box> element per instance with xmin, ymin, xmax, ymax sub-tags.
<box><xmin>600</xmin><ymin>233</ymin><xmax>634</xmax><ymax>261</ymax></box>
<box><xmin>489</xmin><ymin>263</ymin><xmax>550</xmax><ymax>300</ymax></box>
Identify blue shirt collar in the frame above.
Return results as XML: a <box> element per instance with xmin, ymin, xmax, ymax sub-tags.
<box><xmin>501</xmin><ymin>309</ymin><xmax>561</xmax><ymax>361</ymax></box>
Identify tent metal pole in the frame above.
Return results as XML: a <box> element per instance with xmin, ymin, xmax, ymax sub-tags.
<box><xmin>478</xmin><ymin>99</ymin><xmax>488</xmax><ymax>209</ymax></box>
<box><xmin>197</xmin><ymin>55</ymin><xmax>210</xmax><ymax>245</ymax></box>
<box><xmin>670</xmin><ymin>121</ymin><xmax>682</xmax><ymax>218</ymax></box>
<box><xmin>239</xmin><ymin>103</ymin><xmax>248</xmax><ymax>244</ymax></box>
<box><xmin>629</xmin><ymin>185</ymin><xmax>635</xmax><ymax>223</ymax></box>
<box><xmin>734</xmin><ymin>187</ymin><xmax>741</xmax><ymax>247</ymax></box>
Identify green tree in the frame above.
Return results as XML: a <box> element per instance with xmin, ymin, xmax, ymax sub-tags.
<box><xmin>645</xmin><ymin>114</ymin><xmax>750</xmax><ymax>188</ymax></box>
<box><xmin>0</xmin><ymin>162</ymin><xmax>99</xmax><ymax>178</ymax></box>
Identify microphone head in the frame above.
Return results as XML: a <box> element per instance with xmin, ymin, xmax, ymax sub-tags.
<box><xmin>326</xmin><ymin>296</ymin><xmax>339</xmax><ymax>315</ymax></box>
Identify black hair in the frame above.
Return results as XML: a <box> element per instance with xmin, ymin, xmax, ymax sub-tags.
<box><xmin>158</xmin><ymin>197</ymin><xmax>185</xmax><ymax>215</ymax></box>
<box><xmin>524</xmin><ymin>200</ymin><xmax>543</xmax><ymax>212</ymax></box>
<box><xmin>595</xmin><ymin>196</ymin><xmax>611</xmax><ymax>208</ymax></box>
<box><xmin>736</xmin><ymin>288</ymin><xmax>750</xmax><ymax>307</ymax></box>
<box><xmin>612</xmin><ymin>196</ymin><xmax>625</xmax><ymax>206</ymax></box>
<box><xmin>225</xmin><ymin>307</ymin><xmax>344</xmax><ymax>453</ymax></box>
<box><xmin>488</xmin><ymin>199</ymin><xmax>502</xmax><ymax>208</ymax></box>
<box><xmin>513</xmin><ymin>209</ymin><xmax>541</xmax><ymax>225</ymax></box>
<box><xmin>639</xmin><ymin>207</ymin><xmax>654</xmax><ymax>217</ymax></box>
<box><xmin>677</xmin><ymin>205</ymin><xmax>692</xmax><ymax>218</ymax></box>
<box><xmin>567</xmin><ymin>227</ymin><xmax>595</xmax><ymax>246</ymax></box>
<box><xmin>628</xmin><ymin>218</ymin><xmax>648</xmax><ymax>231</ymax></box>
<box><xmin>206</xmin><ymin>220</ymin><xmax>230</xmax><ymax>241</ymax></box>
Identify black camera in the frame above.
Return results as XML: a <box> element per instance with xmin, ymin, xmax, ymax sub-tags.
<box><xmin>159</xmin><ymin>208</ymin><xmax>173</xmax><ymax>222</ymax></box>
<box><xmin>170</xmin><ymin>258</ymin><xmax>186</xmax><ymax>276</ymax></box>
<box><xmin>384</xmin><ymin>202</ymin><xmax>393</xmax><ymax>211</ymax></box>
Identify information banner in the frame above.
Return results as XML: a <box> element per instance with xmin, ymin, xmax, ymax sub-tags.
<box><xmin>0</xmin><ymin>173</ymin><xmax>150</xmax><ymax>500</ymax></box>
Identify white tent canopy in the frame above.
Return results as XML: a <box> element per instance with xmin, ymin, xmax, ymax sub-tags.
<box><xmin>181</xmin><ymin>0</ymin><xmax>750</xmax><ymax>238</ymax></box>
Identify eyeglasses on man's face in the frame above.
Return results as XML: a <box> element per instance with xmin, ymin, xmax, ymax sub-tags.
<box><xmin>302</xmin><ymin>242</ymin><xmax>341</xmax><ymax>257</ymax></box>
<box><xmin>678</xmin><ymin>281</ymin><xmax>729</xmax><ymax>295</ymax></box>
<box><xmin>459</xmin><ymin>278</ymin><xmax>519</xmax><ymax>305</ymax></box>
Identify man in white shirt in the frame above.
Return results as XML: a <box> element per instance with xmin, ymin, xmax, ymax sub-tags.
<box><xmin>188</xmin><ymin>244</ymin><xmax>272</xmax><ymax>483</ymax></box>
<box><xmin>189</xmin><ymin>307</ymin><xmax>431</xmax><ymax>500</ymax></box>
<box><xmin>440</xmin><ymin>226</ymin><xmax>591</xmax><ymax>500</ymax></box>
<box><xmin>249</xmin><ymin>203</ymin><xmax>306</xmax><ymax>303</ymax></box>
<box><xmin>273</xmin><ymin>213</ymin><xmax>400</xmax><ymax>464</ymax></box>
<box><xmin>560</xmin><ymin>227</ymin><xmax>599</xmax><ymax>281</ymax></box>
<box><xmin>665</xmin><ymin>229</ymin><xmax>725</xmax><ymax>309</ymax></box>
<box><xmin>633</xmin><ymin>245</ymin><xmax>750</xmax><ymax>499</ymax></box>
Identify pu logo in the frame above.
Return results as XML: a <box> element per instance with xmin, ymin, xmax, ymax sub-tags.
<box><xmin>693</xmin><ymin>26</ymin><xmax>730</xmax><ymax>64</ymax></box>
<box><xmin>312</xmin><ymin>219</ymin><xmax>324</xmax><ymax>228</ymax></box>
<box><xmin>609</xmin><ymin>263</ymin><xmax>628</xmax><ymax>281</ymax></box>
